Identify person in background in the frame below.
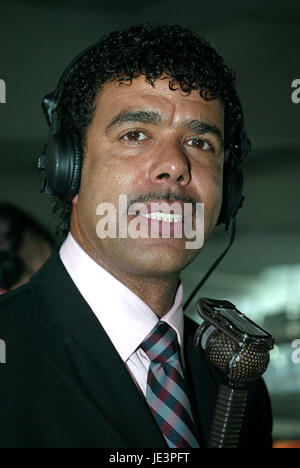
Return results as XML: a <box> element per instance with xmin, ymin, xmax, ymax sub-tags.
<box><xmin>0</xmin><ymin>201</ymin><xmax>54</xmax><ymax>294</ymax></box>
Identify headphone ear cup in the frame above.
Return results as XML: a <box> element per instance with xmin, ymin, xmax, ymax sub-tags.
<box><xmin>217</xmin><ymin>156</ymin><xmax>244</xmax><ymax>229</ymax></box>
<box><xmin>42</xmin><ymin>130</ymin><xmax>82</xmax><ymax>201</ymax></box>
<box><xmin>67</xmin><ymin>130</ymin><xmax>82</xmax><ymax>200</ymax></box>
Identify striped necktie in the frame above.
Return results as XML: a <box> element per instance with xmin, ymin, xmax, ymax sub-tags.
<box><xmin>140</xmin><ymin>321</ymin><xmax>200</xmax><ymax>448</ymax></box>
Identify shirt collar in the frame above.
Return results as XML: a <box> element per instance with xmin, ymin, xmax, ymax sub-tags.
<box><xmin>59</xmin><ymin>232</ymin><xmax>185</xmax><ymax>363</ymax></box>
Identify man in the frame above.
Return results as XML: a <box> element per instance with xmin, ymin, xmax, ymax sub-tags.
<box><xmin>0</xmin><ymin>201</ymin><xmax>54</xmax><ymax>294</ymax></box>
<box><xmin>0</xmin><ymin>24</ymin><xmax>272</xmax><ymax>448</ymax></box>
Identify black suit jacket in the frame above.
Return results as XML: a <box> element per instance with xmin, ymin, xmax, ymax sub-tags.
<box><xmin>0</xmin><ymin>250</ymin><xmax>273</xmax><ymax>448</ymax></box>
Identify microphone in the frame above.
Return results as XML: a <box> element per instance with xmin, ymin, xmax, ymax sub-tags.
<box><xmin>194</xmin><ymin>298</ymin><xmax>275</xmax><ymax>448</ymax></box>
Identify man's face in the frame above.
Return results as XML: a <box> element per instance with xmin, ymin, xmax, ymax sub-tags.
<box><xmin>72</xmin><ymin>75</ymin><xmax>224</xmax><ymax>277</ymax></box>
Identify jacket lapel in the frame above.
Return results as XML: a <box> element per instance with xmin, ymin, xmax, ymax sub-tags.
<box><xmin>30</xmin><ymin>250</ymin><xmax>167</xmax><ymax>448</ymax></box>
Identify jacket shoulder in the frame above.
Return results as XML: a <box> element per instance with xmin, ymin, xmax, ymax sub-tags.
<box><xmin>0</xmin><ymin>284</ymin><xmax>34</xmax><ymax>324</ymax></box>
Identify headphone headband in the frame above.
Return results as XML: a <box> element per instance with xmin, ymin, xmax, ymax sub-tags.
<box><xmin>42</xmin><ymin>42</ymin><xmax>99</xmax><ymax>128</ymax></box>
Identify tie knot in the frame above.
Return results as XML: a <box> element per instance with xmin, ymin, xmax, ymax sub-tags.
<box><xmin>140</xmin><ymin>321</ymin><xmax>179</xmax><ymax>363</ymax></box>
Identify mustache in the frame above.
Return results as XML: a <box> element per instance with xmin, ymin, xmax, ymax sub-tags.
<box><xmin>128</xmin><ymin>191</ymin><xmax>199</xmax><ymax>209</ymax></box>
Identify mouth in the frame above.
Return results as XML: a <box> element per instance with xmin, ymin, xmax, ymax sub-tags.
<box><xmin>126</xmin><ymin>200</ymin><xmax>195</xmax><ymax>239</ymax></box>
<box><xmin>138</xmin><ymin>212</ymin><xmax>184</xmax><ymax>223</ymax></box>
<box><xmin>128</xmin><ymin>200</ymin><xmax>192</xmax><ymax>217</ymax></box>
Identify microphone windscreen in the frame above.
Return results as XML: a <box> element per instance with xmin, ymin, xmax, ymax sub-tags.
<box><xmin>195</xmin><ymin>324</ymin><xmax>270</xmax><ymax>383</ymax></box>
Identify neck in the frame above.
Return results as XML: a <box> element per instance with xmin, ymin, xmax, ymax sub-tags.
<box><xmin>109</xmin><ymin>269</ymin><xmax>181</xmax><ymax>318</ymax></box>
<box><xmin>70</xmin><ymin>216</ymin><xmax>181</xmax><ymax>318</ymax></box>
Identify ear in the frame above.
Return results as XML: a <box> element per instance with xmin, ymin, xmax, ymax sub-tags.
<box><xmin>72</xmin><ymin>194</ymin><xmax>78</xmax><ymax>205</ymax></box>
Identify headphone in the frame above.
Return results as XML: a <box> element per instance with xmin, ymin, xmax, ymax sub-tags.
<box><xmin>38</xmin><ymin>42</ymin><xmax>251</xmax><ymax>231</ymax></box>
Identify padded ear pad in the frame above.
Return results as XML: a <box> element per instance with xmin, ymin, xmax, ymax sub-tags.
<box><xmin>66</xmin><ymin>130</ymin><xmax>82</xmax><ymax>200</ymax></box>
<box><xmin>43</xmin><ymin>129</ymin><xmax>82</xmax><ymax>201</ymax></box>
<box><xmin>217</xmin><ymin>154</ymin><xmax>244</xmax><ymax>229</ymax></box>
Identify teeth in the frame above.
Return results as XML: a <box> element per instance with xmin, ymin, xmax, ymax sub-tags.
<box><xmin>140</xmin><ymin>212</ymin><xmax>183</xmax><ymax>222</ymax></box>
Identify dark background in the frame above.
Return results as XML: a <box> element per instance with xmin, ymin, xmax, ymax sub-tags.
<box><xmin>0</xmin><ymin>0</ymin><xmax>299</xmax><ymax>444</ymax></box>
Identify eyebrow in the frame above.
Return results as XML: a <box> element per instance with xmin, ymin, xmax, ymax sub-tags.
<box><xmin>105</xmin><ymin>109</ymin><xmax>223</xmax><ymax>148</ymax></box>
<box><xmin>105</xmin><ymin>110</ymin><xmax>164</xmax><ymax>132</ymax></box>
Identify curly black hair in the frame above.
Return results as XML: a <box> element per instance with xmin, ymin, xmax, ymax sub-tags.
<box><xmin>53</xmin><ymin>23</ymin><xmax>244</xmax><ymax>244</ymax></box>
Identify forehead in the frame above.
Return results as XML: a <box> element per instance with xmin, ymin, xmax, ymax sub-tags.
<box><xmin>93</xmin><ymin>74</ymin><xmax>224</xmax><ymax>129</ymax></box>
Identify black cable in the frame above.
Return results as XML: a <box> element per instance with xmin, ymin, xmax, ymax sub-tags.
<box><xmin>183</xmin><ymin>217</ymin><xmax>237</xmax><ymax>311</ymax></box>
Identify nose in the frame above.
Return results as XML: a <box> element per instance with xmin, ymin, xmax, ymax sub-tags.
<box><xmin>148</xmin><ymin>141</ymin><xmax>191</xmax><ymax>188</ymax></box>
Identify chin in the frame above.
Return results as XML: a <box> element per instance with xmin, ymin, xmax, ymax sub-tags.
<box><xmin>122</xmin><ymin>241</ymin><xmax>199</xmax><ymax>276</ymax></box>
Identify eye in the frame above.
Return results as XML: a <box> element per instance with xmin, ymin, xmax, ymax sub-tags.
<box><xmin>185</xmin><ymin>137</ymin><xmax>215</xmax><ymax>153</ymax></box>
<box><xmin>121</xmin><ymin>130</ymin><xmax>148</xmax><ymax>143</ymax></box>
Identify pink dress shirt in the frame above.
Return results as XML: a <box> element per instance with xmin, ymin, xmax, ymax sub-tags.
<box><xmin>59</xmin><ymin>232</ymin><xmax>185</xmax><ymax>397</ymax></box>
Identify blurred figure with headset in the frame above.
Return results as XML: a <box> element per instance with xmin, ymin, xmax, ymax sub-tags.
<box><xmin>0</xmin><ymin>201</ymin><xmax>54</xmax><ymax>294</ymax></box>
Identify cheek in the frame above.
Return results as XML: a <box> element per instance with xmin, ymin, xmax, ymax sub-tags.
<box><xmin>193</xmin><ymin>163</ymin><xmax>223</xmax><ymax>233</ymax></box>
<box><xmin>195</xmin><ymin>162</ymin><xmax>223</xmax><ymax>204</ymax></box>
<box><xmin>79</xmin><ymin>152</ymin><xmax>135</xmax><ymax>210</ymax></box>
<box><xmin>215</xmin><ymin>171</ymin><xmax>224</xmax><ymax>205</ymax></box>
<box><xmin>211</xmin><ymin>170</ymin><xmax>224</xmax><ymax>216</ymax></box>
